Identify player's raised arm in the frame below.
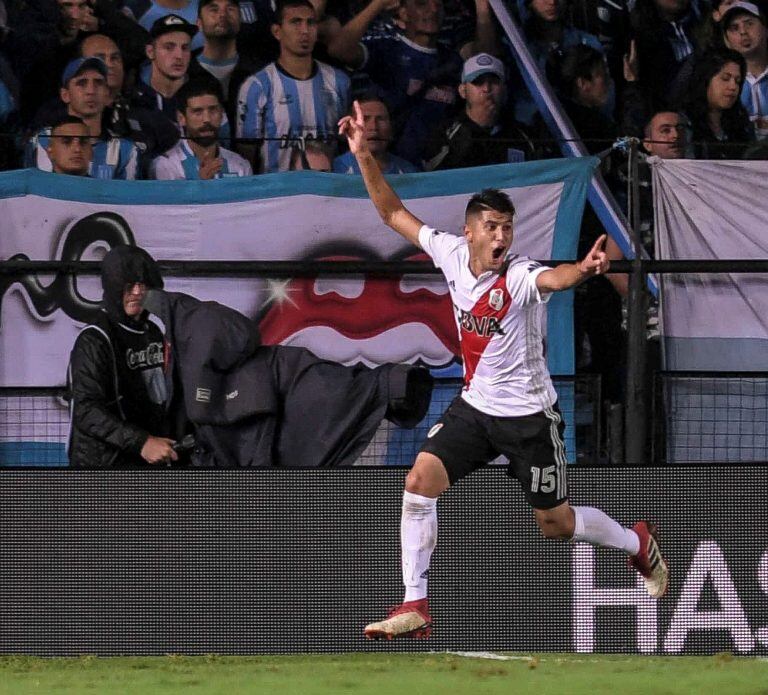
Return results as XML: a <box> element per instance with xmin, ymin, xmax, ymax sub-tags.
<box><xmin>338</xmin><ymin>100</ymin><xmax>425</xmax><ymax>248</ymax></box>
<box><xmin>535</xmin><ymin>234</ymin><xmax>611</xmax><ymax>293</ymax></box>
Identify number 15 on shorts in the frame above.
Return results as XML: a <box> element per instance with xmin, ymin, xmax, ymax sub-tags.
<box><xmin>530</xmin><ymin>465</ymin><xmax>556</xmax><ymax>493</ymax></box>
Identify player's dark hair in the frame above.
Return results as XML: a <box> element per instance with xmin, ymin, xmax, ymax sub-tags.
<box><xmin>175</xmin><ymin>78</ymin><xmax>224</xmax><ymax>112</ymax></box>
<box><xmin>465</xmin><ymin>188</ymin><xmax>515</xmax><ymax>221</ymax></box>
<box><xmin>274</xmin><ymin>0</ymin><xmax>315</xmax><ymax>23</ymax></box>
<box><xmin>50</xmin><ymin>115</ymin><xmax>89</xmax><ymax>133</ymax></box>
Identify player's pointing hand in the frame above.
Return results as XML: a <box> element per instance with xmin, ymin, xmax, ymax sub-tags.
<box><xmin>579</xmin><ymin>234</ymin><xmax>610</xmax><ymax>276</ymax></box>
<box><xmin>338</xmin><ymin>100</ymin><xmax>367</xmax><ymax>155</ymax></box>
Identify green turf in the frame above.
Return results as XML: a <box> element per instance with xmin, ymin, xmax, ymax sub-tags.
<box><xmin>0</xmin><ymin>653</ymin><xmax>766</xmax><ymax>695</ymax></box>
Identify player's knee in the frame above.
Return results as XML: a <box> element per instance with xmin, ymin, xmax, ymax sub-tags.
<box><xmin>404</xmin><ymin>468</ymin><xmax>439</xmax><ymax>497</ymax></box>
<box><xmin>405</xmin><ymin>455</ymin><xmax>449</xmax><ymax>497</ymax></box>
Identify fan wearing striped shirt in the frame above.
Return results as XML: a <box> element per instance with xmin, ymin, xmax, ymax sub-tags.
<box><xmin>236</xmin><ymin>0</ymin><xmax>350</xmax><ymax>172</ymax></box>
<box><xmin>150</xmin><ymin>79</ymin><xmax>252</xmax><ymax>178</ymax></box>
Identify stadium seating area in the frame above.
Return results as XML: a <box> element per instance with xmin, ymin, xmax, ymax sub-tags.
<box><xmin>1</xmin><ymin>0</ymin><xmax>767</xmax><ymax>459</ymax></box>
<box><xmin>0</xmin><ymin>0</ymin><xmax>765</xmax><ymax>178</ymax></box>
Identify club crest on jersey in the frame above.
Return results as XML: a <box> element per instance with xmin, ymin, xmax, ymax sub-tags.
<box><xmin>489</xmin><ymin>288</ymin><xmax>504</xmax><ymax>311</ymax></box>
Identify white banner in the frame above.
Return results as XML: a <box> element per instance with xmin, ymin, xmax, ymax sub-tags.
<box><xmin>652</xmin><ymin>158</ymin><xmax>768</xmax><ymax>462</ymax></box>
<box><xmin>652</xmin><ymin>158</ymin><xmax>768</xmax><ymax>370</ymax></box>
<box><xmin>0</xmin><ymin>160</ymin><xmax>595</xmax><ymax>388</ymax></box>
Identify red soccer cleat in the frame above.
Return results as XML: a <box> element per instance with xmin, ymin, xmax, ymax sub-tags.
<box><xmin>364</xmin><ymin>598</ymin><xmax>432</xmax><ymax>640</ymax></box>
<box><xmin>628</xmin><ymin>521</ymin><xmax>669</xmax><ymax>598</ymax></box>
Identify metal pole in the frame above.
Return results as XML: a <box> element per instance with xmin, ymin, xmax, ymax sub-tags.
<box><xmin>624</xmin><ymin>139</ymin><xmax>648</xmax><ymax>463</ymax></box>
<box><xmin>487</xmin><ymin>0</ymin><xmax>659</xmax><ymax>297</ymax></box>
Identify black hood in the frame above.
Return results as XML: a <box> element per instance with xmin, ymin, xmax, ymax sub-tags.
<box><xmin>101</xmin><ymin>245</ymin><xmax>164</xmax><ymax>323</ymax></box>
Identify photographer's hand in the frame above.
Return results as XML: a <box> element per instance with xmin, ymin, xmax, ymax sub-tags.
<box><xmin>140</xmin><ymin>435</ymin><xmax>178</xmax><ymax>464</ymax></box>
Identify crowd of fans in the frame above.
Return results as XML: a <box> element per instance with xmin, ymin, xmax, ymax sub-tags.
<box><xmin>1</xmin><ymin>0</ymin><xmax>764</xmax><ymax>405</ymax></box>
<box><xmin>0</xmin><ymin>0</ymin><xmax>765</xmax><ymax>179</ymax></box>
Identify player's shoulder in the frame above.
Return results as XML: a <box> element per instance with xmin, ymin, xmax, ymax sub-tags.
<box><xmin>423</xmin><ymin>226</ymin><xmax>458</xmax><ymax>240</ymax></box>
<box><xmin>506</xmin><ymin>254</ymin><xmax>543</xmax><ymax>271</ymax></box>
<box><xmin>421</xmin><ymin>226</ymin><xmax>465</xmax><ymax>253</ymax></box>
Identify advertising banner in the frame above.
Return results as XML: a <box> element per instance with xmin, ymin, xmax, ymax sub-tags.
<box><xmin>0</xmin><ymin>467</ymin><xmax>764</xmax><ymax>655</ymax></box>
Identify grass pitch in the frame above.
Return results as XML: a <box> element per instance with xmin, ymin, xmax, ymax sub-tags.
<box><xmin>0</xmin><ymin>652</ymin><xmax>765</xmax><ymax>695</ymax></box>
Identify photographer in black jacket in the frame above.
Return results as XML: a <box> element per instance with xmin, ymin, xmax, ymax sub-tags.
<box><xmin>67</xmin><ymin>245</ymin><xmax>180</xmax><ymax>467</ymax></box>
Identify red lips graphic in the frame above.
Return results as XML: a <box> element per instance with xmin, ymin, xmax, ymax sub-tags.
<box><xmin>258</xmin><ymin>254</ymin><xmax>460</xmax><ymax>362</ymax></box>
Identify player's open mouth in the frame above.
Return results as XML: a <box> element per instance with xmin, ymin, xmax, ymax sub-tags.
<box><xmin>492</xmin><ymin>247</ymin><xmax>505</xmax><ymax>260</ymax></box>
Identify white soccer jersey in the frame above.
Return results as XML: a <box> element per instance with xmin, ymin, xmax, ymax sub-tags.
<box><xmin>419</xmin><ymin>225</ymin><xmax>558</xmax><ymax>417</ymax></box>
<box><xmin>150</xmin><ymin>140</ymin><xmax>252</xmax><ymax>180</ymax></box>
<box><xmin>236</xmin><ymin>61</ymin><xmax>350</xmax><ymax>173</ymax></box>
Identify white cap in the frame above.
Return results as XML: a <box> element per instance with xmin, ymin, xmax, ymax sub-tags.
<box><xmin>461</xmin><ymin>53</ymin><xmax>505</xmax><ymax>83</ymax></box>
<box><xmin>722</xmin><ymin>1</ymin><xmax>762</xmax><ymax>24</ymax></box>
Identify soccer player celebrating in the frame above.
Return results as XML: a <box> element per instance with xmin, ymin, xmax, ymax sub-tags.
<box><xmin>339</xmin><ymin>101</ymin><xmax>669</xmax><ymax>641</ymax></box>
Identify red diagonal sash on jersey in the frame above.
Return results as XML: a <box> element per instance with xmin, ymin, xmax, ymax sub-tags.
<box><xmin>459</xmin><ymin>268</ymin><xmax>512</xmax><ymax>389</ymax></box>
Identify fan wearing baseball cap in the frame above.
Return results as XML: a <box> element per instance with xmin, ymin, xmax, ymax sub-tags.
<box><xmin>25</xmin><ymin>57</ymin><xmax>140</xmax><ymax>179</ymax></box>
<box><xmin>132</xmin><ymin>15</ymin><xmax>199</xmax><ymax>123</ymax></box>
<box><xmin>423</xmin><ymin>53</ymin><xmax>538</xmax><ymax>170</ymax></box>
<box><xmin>123</xmin><ymin>0</ymin><xmax>205</xmax><ymax>51</ymax></box>
<box><xmin>722</xmin><ymin>1</ymin><xmax>768</xmax><ymax>138</ymax></box>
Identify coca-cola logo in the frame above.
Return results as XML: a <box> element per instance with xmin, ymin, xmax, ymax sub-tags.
<box><xmin>126</xmin><ymin>342</ymin><xmax>164</xmax><ymax>370</ymax></box>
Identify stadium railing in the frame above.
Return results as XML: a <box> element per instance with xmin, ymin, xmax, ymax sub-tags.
<box><xmin>0</xmin><ymin>375</ymin><xmax>602</xmax><ymax>467</ymax></box>
<box><xmin>2</xmin><ymin>257</ymin><xmax>768</xmax><ymax>466</ymax></box>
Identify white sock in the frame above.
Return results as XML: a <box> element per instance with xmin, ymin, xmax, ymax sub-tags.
<box><xmin>401</xmin><ymin>490</ymin><xmax>438</xmax><ymax>602</ymax></box>
<box><xmin>572</xmin><ymin>506</ymin><xmax>640</xmax><ymax>555</ymax></box>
